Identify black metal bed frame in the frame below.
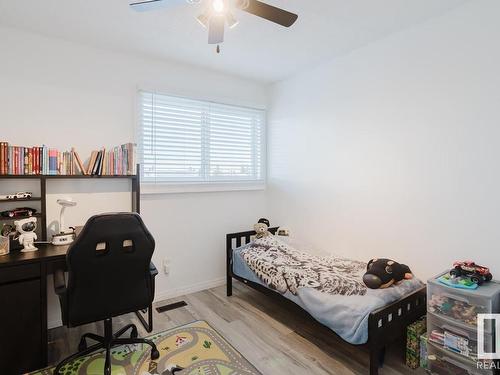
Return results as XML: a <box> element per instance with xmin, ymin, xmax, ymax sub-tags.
<box><xmin>226</xmin><ymin>227</ymin><xmax>426</xmax><ymax>375</ymax></box>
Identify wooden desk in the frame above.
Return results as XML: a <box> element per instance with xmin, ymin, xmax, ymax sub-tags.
<box><xmin>0</xmin><ymin>168</ymin><xmax>142</xmax><ymax>374</ymax></box>
<box><xmin>0</xmin><ymin>243</ymin><xmax>69</xmax><ymax>374</ymax></box>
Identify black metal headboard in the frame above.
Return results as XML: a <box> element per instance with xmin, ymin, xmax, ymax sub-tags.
<box><xmin>225</xmin><ymin>227</ymin><xmax>279</xmax><ymax>297</ymax></box>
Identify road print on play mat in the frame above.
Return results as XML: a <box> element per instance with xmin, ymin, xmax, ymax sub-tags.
<box><xmin>31</xmin><ymin>320</ymin><xmax>261</xmax><ymax>375</ymax></box>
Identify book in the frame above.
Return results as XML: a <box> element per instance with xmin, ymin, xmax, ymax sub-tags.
<box><xmin>99</xmin><ymin>148</ymin><xmax>105</xmax><ymax>176</ymax></box>
<box><xmin>1</xmin><ymin>142</ymin><xmax>6</xmax><ymax>174</ymax></box>
<box><xmin>0</xmin><ymin>142</ymin><xmax>4</xmax><ymax>175</ymax></box>
<box><xmin>73</xmin><ymin>149</ymin><xmax>86</xmax><ymax>175</ymax></box>
<box><xmin>24</xmin><ymin>147</ymin><xmax>29</xmax><ymax>175</ymax></box>
<box><xmin>87</xmin><ymin>151</ymin><xmax>97</xmax><ymax>175</ymax></box>
<box><xmin>91</xmin><ymin>151</ymin><xmax>101</xmax><ymax>176</ymax></box>
<box><xmin>33</xmin><ymin>146</ymin><xmax>38</xmax><ymax>175</ymax></box>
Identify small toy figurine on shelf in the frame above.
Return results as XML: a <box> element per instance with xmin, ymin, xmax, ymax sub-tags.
<box><xmin>14</xmin><ymin>217</ymin><xmax>38</xmax><ymax>252</ymax></box>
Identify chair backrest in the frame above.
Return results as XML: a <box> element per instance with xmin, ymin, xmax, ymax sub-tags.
<box><xmin>65</xmin><ymin>213</ymin><xmax>155</xmax><ymax>326</ymax></box>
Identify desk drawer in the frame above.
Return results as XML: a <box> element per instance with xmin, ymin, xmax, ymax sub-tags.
<box><xmin>0</xmin><ymin>263</ymin><xmax>40</xmax><ymax>284</ymax></box>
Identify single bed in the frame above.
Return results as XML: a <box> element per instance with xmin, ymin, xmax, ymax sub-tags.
<box><xmin>226</xmin><ymin>227</ymin><xmax>426</xmax><ymax>375</ymax></box>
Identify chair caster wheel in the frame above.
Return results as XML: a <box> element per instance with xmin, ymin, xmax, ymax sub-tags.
<box><xmin>150</xmin><ymin>348</ymin><xmax>160</xmax><ymax>360</ymax></box>
<box><xmin>78</xmin><ymin>338</ymin><xmax>87</xmax><ymax>351</ymax></box>
<box><xmin>130</xmin><ymin>326</ymin><xmax>138</xmax><ymax>338</ymax></box>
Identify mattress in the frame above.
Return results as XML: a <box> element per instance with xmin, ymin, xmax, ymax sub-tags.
<box><xmin>232</xmin><ymin>236</ymin><xmax>424</xmax><ymax>344</ymax></box>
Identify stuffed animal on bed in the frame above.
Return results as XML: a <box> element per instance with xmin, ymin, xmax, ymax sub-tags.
<box><xmin>363</xmin><ymin>258</ymin><xmax>413</xmax><ymax>289</ymax></box>
<box><xmin>254</xmin><ymin>218</ymin><xmax>271</xmax><ymax>239</ymax></box>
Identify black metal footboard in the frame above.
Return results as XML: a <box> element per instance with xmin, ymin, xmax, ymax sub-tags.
<box><xmin>368</xmin><ymin>286</ymin><xmax>426</xmax><ymax>374</ymax></box>
<box><xmin>226</xmin><ymin>228</ymin><xmax>426</xmax><ymax>375</ymax></box>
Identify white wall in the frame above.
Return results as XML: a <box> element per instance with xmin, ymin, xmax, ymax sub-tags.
<box><xmin>0</xmin><ymin>26</ymin><xmax>268</xmax><ymax>327</ymax></box>
<box><xmin>268</xmin><ymin>0</ymin><xmax>500</xmax><ymax>281</ymax></box>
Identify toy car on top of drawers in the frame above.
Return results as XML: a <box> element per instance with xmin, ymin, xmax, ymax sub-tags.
<box><xmin>450</xmin><ymin>261</ymin><xmax>493</xmax><ymax>286</ymax></box>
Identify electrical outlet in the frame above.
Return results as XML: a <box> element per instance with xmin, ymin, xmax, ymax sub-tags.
<box><xmin>162</xmin><ymin>258</ymin><xmax>170</xmax><ymax>275</ymax></box>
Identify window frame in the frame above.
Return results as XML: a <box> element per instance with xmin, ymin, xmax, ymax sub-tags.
<box><xmin>136</xmin><ymin>90</ymin><xmax>267</xmax><ymax>194</ymax></box>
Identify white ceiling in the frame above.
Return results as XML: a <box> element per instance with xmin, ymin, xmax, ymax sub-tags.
<box><xmin>0</xmin><ymin>0</ymin><xmax>468</xmax><ymax>83</ymax></box>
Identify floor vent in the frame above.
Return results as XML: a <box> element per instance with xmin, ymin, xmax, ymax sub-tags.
<box><xmin>156</xmin><ymin>301</ymin><xmax>188</xmax><ymax>313</ymax></box>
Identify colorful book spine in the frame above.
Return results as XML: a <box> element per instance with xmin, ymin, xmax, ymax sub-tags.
<box><xmin>58</xmin><ymin>151</ymin><xmax>62</xmax><ymax>175</ymax></box>
<box><xmin>24</xmin><ymin>147</ymin><xmax>28</xmax><ymax>175</ymax></box>
<box><xmin>42</xmin><ymin>145</ymin><xmax>47</xmax><ymax>175</ymax></box>
<box><xmin>8</xmin><ymin>147</ymin><xmax>13</xmax><ymax>174</ymax></box>
<box><xmin>32</xmin><ymin>147</ymin><xmax>37</xmax><ymax>175</ymax></box>
<box><xmin>1</xmin><ymin>142</ymin><xmax>5</xmax><ymax>174</ymax></box>
<box><xmin>0</xmin><ymin>142</ymin><xmax>4</xmax><ymax>174</ymax></box>
<box><xmin>27</xmin><ymin>148</ymin><xmax>32</xmax><ymax>175</ymax></box>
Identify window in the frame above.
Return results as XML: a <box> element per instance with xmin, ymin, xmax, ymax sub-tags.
<box><xmin>138</xmin><ymin>91</ymin><xmax>265</xmax><ymax>193</ymax></box>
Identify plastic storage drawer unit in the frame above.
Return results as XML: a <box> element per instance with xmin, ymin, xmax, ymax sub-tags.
<box><xmin>428</xmin><ymin>272</ymin><xmax>500</xmax><ymax>333</ymax></box>
<box><xmin>427</xmin><ymin>340</ymin><xmax>495</xmax><ymax>375</ymax></box>
<box><xmin>427</xmin><ymin>313</ymin><xmax>495</xmax><ymax>361</ymax></box>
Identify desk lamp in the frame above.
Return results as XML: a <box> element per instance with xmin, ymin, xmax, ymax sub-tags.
<box><xmin>52</xmin><ymin>198</ymin><xmax>77</xmax><ymax>246</ymax></box>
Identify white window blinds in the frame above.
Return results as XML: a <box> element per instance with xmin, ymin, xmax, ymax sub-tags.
<box><xmin>138</xmin><ymin>91</ymin><xmax>265</xmax><ymax>185</ymax></box>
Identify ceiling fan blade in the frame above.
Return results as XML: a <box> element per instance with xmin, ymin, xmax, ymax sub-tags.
<box><xmin>208</xmin><ymin>15</ymin><xmax>225</xmax><ymax>44</ymax></box>
<box><xmin>129</xmin><ymin>0</ymin><xmax>185</xmax><ymax>12</ymax></box>
<box><xmin>236</xmin><ymin>0</ymin><xmax>298</xmax><ymax>27</ymax></box>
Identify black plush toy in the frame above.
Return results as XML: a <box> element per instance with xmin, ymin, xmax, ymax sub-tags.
<box><xmin>363</xmin><ymin>258</ymin><xmax>413</xmax><ymax>289</ymax></box>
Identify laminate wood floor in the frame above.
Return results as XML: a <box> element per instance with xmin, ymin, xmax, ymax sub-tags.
<box><xmin>48</xmin><ymin>281</ymin><xmax>422</xmax><ymax>374</ymax></box>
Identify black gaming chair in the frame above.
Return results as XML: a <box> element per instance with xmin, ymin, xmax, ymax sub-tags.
<box><xmin>53</xmin><ymin>213</ymin><xmax>160</xmax><ymax>375</ymax></box>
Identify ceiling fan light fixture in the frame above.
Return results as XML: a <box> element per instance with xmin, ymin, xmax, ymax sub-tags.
<box><xmin>212</xmin><ymin>0</ymin><xmax>225</xmax><ymax>14</ymax></box>
<box><xmin>226</xmin><ymin>12</ymin><xmax>239</xmax><ymax>29</ymax></box>
<box><xmin>196</xmin><ymin>12</ymin><xmax>210</xmax><ymax>28</ymax></box>
<box><xmin>130</xmin><ymin>0</ymin><xmax>299</xmax><ymax>52</ymax></box>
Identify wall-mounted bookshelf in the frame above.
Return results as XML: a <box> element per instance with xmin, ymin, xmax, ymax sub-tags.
<box><xmin>0</xmin><ymin>165</ymin><xmax>140</xmax><ymax>241</ymax></box>
<box><xmin>0</xmin><ymin>142</ymin><xmax>136</xmax><ymax>176</ymax></box>
<box><xmin>0</xmin><ymin>175</ymin><xmax>136</xmax><ymax>179</ymax></box>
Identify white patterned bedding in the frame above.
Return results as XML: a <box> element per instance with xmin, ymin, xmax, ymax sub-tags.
<box><xmin>241</xmin><ymin>236</ymin><xmax>368</xmax><ymax>296</ymax></box>
<box><xmin>233</xmin><ymin>235</ymin><xmax>424</xmax><ymax>344</ymax></box>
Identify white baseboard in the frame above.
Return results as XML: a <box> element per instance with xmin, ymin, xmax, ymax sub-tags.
<box><xmin>47</xmin><ymin>277</ymin><xmax>227</xmax><ymax>330</ymax></box>
<box><xmin>154</xmin><ymin>277</ymin><xmax>226</xmax><ymax>303</ymax></box>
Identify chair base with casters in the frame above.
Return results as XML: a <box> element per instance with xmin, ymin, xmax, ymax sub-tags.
<box><xmin>54</xmin><ymin>318</ymin><xmax>160</xmax><ymax>375</ymax></box>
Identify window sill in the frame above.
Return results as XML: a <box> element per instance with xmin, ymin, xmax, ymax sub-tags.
<box><xmin>141</xmin><ymin>181</ymin><xmax>266</xmax><ymax>195</ymax></box>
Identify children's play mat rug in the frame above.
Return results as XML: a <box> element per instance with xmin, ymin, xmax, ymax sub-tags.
<box><xmin>32</xmin><ymin>321</ymin><xmax>261</xmax><ymax>375</ymax></box>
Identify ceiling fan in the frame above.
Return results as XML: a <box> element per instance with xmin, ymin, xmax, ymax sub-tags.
<box><xmin>129</xmin><ymin>0</ymin><xmax>298</xmax><ymax>53</ymax></box>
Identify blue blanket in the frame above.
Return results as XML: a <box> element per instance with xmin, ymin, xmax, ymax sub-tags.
<box><xmin>233</xmin><ymin>236</ymin><xmax>423</xmax><ymax>344</ymax></box>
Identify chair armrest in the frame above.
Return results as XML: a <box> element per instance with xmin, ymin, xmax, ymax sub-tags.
<box><xmin>149</xmin><ymin>262</ymin><xmax>158</xmax><ymax>278</ymax></box>
<box><xmin>53</xmin><ymin>268</ymin><xmax>67</xmax><ymax>296</ymax></box>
